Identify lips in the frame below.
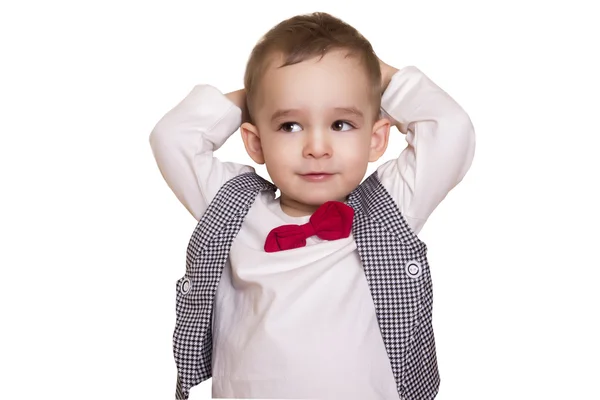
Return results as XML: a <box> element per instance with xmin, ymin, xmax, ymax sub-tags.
<box><xmin>300</xmin><ymin>172</ymin><xmax>333</xmax><ymax>182</ymax></box>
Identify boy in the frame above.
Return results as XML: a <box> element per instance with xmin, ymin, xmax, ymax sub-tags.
<box><xmin>150</xmin><ymin>12</ymin><xmax>475</xmax><ymax>400</ymax></box>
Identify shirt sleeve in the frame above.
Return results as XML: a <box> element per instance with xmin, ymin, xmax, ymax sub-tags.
<box><xmin>376</xmin><ymin>66</ymin><xmax>476</xmax><ymax>235</ymax></box>
<box><xmin>149</xmin><ymin>85</ymin><xmax>254</xmax><ymax>221</ymax></box>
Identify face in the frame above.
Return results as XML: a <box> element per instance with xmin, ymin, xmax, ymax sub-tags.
<box><xmin>241</xmin><ymin>50</ymin><xmax>390</xmax><ymax>217</ymax></box>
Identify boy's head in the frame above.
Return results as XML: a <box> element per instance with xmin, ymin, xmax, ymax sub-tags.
<box><xmin>240</xmin><ymin>12</ymin><xmax>391</xmax><ymax>216</ymax></box>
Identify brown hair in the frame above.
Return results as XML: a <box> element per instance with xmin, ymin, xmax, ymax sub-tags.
<box><xmin>243</xmin><ymin>12</ymin><xmax>381</xmax><ymax>120</ymax></box>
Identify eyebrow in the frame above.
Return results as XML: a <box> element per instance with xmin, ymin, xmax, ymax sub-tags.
<box><xmin>270</xmin><ymin>107</ymin><xmax>364</xmax><ymax>123</ymax></box>
<box><xmin>334</xmin><ymin>107</ymin><xmax>364</xmax><ymax>119</ymax></box>
<box><xmin>270</xmin><ymin>109</ymin><xmax>301</xmax><ymax>123</ymax></box>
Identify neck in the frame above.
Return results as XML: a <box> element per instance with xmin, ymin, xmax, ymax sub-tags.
<box><xmin>279</xmin><ymin>193</ymin><xmax>348</xmax><ymax>217</ymax></box>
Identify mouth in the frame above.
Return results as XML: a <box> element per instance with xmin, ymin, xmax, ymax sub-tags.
<box><xmin>300</xmin><ymin>172</ymin><xmax>334</xmax><ymax>182</ymax></box>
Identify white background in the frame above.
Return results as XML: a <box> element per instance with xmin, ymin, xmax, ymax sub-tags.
<box><xmin>1</xmin><ymin>0</ymin><xmax>599</xmax><ymax>399</ymax></box>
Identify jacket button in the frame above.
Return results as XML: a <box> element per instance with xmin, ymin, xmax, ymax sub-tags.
<box><xmin>405</xmin><ymin>260</ymin><xmax>422</xmax><ymax>279</ymax></box>
<box><xmin>181</xmin><ymin>278</ymin><xmax>191</xmax><ymax>294</ymax></box>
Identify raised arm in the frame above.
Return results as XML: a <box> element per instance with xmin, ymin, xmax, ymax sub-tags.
<box><xmin>149</xmin><ymin>85</ymin><xmax>254</xmax><ymax>221</ymax></box>
<box><xmin>376</xmin><ymin>64</ymin><xmax>476</xmax><ymax>234</ymax></box>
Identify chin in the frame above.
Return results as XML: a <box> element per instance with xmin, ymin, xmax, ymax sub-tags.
<box><xmin>277</xmin><ymin>178</ymin><xmax>354</xmax><ymax>204</ymax></box>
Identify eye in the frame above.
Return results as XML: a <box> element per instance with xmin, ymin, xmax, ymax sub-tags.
<box><xmin>278</xmin><ymin>122</ymin><xmax>302</xmax><ymax>133</ymax></box>
<box><xmin>331</xmin><ymin>120</ymin><xmax>354</xmax><ymax>132</ymax></box>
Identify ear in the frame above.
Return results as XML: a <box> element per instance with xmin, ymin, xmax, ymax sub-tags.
<box><xmin>368</xmin><ymin>118</ymin><xmax>391</xmax><ymax>162</ymax></box>
<box><xmin>240</xmin><ymin>122</ymin><xmax>265</xmax><ymax>164</ymax></box>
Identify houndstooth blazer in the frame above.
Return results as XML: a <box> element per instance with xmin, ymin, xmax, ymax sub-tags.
<box><xmin>173</xmin><ymin>171</ymin><xmax>439</xmax><ymax>400</ymax></box>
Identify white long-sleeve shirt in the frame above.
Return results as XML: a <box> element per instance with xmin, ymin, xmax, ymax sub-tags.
<box><xmin>150</xmin><ymin>66</ymin><xmax>475</xmax><ymax>399</ymax></box>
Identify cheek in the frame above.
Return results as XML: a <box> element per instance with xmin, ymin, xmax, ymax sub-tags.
<box><xmin>335</xmin><ymin>132</ymin><xmax>371</xmax><ymax>161</ymax></box>
<box><xmin>261</xmin><ymin>136</ymin><xmax>293</xmax><ymax>166</ymax></box>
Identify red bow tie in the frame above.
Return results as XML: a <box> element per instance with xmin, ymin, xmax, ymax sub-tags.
<box><xmin>264</xmin><ymin>201</ymin><xmax>354</xmax><ymax>253</ymax></box>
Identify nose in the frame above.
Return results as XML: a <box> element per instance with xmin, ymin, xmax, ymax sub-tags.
<box><xmin>302</xmin><ymin>128</ymin><xmax>332</xmax><ymax>158</ymax></box>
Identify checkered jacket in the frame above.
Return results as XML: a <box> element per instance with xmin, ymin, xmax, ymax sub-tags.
<box><xmin>173</xmin><ymin>171</ymin><xmax>439</xmax><ymax>399</ymax></box>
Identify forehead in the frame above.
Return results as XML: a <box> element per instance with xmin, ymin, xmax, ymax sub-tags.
<box><xmin>255</xmin><ymin>50</ymin><xmax>373</xmax><ymax>115</ymax></box>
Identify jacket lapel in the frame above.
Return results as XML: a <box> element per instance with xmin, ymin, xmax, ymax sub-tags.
<box><xmin>348</xmin><ymin>172</ymin><xmax>431</xmax><ymax>397</ymax></box>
